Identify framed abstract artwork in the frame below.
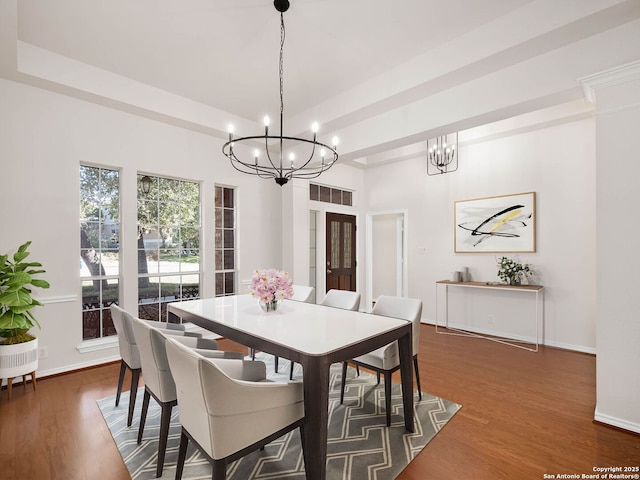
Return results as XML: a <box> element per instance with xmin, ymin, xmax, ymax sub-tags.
<box><xmin>454</xmin><ymin>192</ymin><xmax>536</xmax><ymax>253</ymax></box>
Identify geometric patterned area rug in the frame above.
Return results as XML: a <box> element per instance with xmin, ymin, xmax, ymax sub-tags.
<box><xmin>97</xmin><ymin>353</ymin><xmax>460</xmax><ymax>480</ymax></box>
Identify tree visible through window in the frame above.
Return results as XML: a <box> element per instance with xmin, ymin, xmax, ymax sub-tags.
<box><xmin>215</xmin><ymin>186</ymin><xmax>236</xmax><ymax>296</ymax></box>
<box><xmin>137</xmin><ymin>175</ymin><xmax>201</xmax><ymax>321</ymax></box>
<box><xmin>80</xmin><ymin>165</ymin><xmax>120</xmax><ymax>340</ymax></box>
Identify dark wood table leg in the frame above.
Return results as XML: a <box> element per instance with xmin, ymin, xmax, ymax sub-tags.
<box><xmin>301</xmin><ymin>355</ymin><xmax>330</xmax><ymax>480</ymax></box>
<box><xmin>397</xmin><ymin>330</ymin><xmax>415</xmax><ymax>432</ymax></box>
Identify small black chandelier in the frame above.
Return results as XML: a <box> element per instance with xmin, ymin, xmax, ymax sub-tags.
<box><xmin>223</xmin><ymin>0</ymin><xmax>339</xmax><ymax>186</ymax></box>
<box><xmin>426</xmin><ymin>132</ymin><xmax>458</xmax><ymax>176</ymax></box>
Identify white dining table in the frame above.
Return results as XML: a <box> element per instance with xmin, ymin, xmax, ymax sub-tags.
<box><xmin>168</xmin><ymin>294</ymin><xmax>415</xmax><ymax>480</ymax></box>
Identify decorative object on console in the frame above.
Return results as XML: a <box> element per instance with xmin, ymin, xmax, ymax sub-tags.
<box><xmin>455</xmin><ymin>192</ymin><xmax>536</xmax><ymax>253</ymax></box>
<box><xmin>460</xmin><ymin>266</ymin><xmax>470</xmax><ymax>282</ymax></box>
<box><xmin>497</xmin><ymin>256</ymin><xmax>533</xmax><ymax>285</ymax></box>
<box><xmin>222</xmin><ymin>0</ymin><xmax>339</xmax><ymax>186</ymax></box>
<box><xmin>427</xmin><ymin>132</ymin><xmax>458</xmax><ymax>175</ymax></box>
<box><xmin>249</xmin><ymin>268</ymin><xmax>294</xmax><ymax>312</ymax></box>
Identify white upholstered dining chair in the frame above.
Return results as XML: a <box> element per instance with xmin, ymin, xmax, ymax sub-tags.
<box><xmin>339</xmin><ymin>295</ymin><xmax>423</xmax><ymax>427</ymax></box>
<box><xmin>129</xmin><ymin>312</ymin><xmax>243</xmax><ymax>477</ymax></box>
<box><xmin>165</xmin><ymin>336</ymin><xmax>306</xmax><ymax>480</ymax></box>
<box><xmin>111</xmin><ymin>304</ymin><xmax>193</xmax><ymax>426</ymax></box>
<box><xmin>289</xmin><ymin>284</ymin><xmax>315</xmax><ymax>303</ymax></box>
<box><xmin>320</xmin><ymin>289</ymin><xmax>361</xmax><ymax>311</ymax></box>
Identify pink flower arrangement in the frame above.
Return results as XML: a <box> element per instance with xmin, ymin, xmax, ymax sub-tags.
<box><xmin>249</xmin><ymin>268</ymin><xmax>294</xmax><ymax>304</ymax></box>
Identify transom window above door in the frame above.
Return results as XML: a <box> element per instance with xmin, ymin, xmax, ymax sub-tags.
<box><xmin>310</xmin><ymin>183</ymin><xmax>352</xmax><ymax>206</ymax></box>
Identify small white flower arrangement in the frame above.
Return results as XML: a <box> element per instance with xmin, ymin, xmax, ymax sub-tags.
<box><xmin>497</xmin><ymin>257</ymin><xmax>533</xmax><ymax>285</ymax></box>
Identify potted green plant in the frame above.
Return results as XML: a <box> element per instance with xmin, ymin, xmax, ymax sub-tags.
<box><xmin>0</xmin><ymin>241</ymin><xmax>50</xmax><ymax>395</ymax></box>
<box><xmin>497</xmin><ymin>256</ymin><xmax>533</xmax><ymax>285</ymax></box>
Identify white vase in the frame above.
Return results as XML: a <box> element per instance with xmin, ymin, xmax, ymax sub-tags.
<box><xmin>460</xmin><ymin>267</ymin><xmax>470</xmax><ymax>282</ymax></box>
<box><xmin>0</xmin><ymin>337</ymin><xmax>39</xmax><ymax>380</ymax></box>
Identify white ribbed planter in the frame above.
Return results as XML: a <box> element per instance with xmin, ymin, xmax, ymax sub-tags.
<box><xmin>0</xmin><ymin>337</ymin><xmax>39</xmax><ymax>379</ymax></box>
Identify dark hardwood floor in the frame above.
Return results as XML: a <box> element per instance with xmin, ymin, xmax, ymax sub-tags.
<box><xmin>1</xmin><ymin>325</ymin><xmax>638</xmax><ymax>479</ymax></box>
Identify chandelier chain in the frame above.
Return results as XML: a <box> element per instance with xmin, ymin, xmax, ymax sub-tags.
<box><xmin>280</xmin><ymin>13</ymin><xmax>285</xmax><ymax>120</ymax></box>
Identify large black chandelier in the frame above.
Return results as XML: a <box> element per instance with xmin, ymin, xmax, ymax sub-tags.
<box><xmin>426</xmin><ymin>132</ymin><xmax>458</xmax><ymax>176</ymax></box>
<box><xmin>223</xmin><ymin>0</ymin><xmax>339</xmax><ymax>186</ymax></box>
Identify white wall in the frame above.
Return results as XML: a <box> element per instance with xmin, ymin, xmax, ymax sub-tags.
<box><xmin>363</xmin><ymin>117</ymin><xmax>597</xmax><ymax>352</ymax></box>
<box><xmin>0</xmin><ymin>78</ymin><xmax>282</xmax><ymax>376</ymax></box>
<box><xmin>587</xmin><ymin>61</ymin><xmax>640</xmax><ymax>434</ymax></box>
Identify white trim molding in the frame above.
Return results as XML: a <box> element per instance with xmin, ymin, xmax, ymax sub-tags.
<box><xmin>76</xmin><ymin>335</ymin><xmax>119</xmax><ymax>353</ymax></box>
<box><xmin>36</xmin><ymin>355</ymin><xmax>121</xmax><ymax>380</ymax></box>
<box><xmin>365</xmin><ymin>209</ymin><xmax>409</xmax><ymax>313</ymax></box>
<box><xmin>594</xmin><ymin>407</ymin><xmax>640</xmax><ymax>435</ymax></box>
<box><xmin>39</xmin><ymin>295</ymin><xmax>78</xmax><ymax>304</ymax></box>
<box><xmin>579</xmin><ymin>59</ymin><xmax>640</xmax><ymax>104</ymax></box>
<box><xmin>421</xmin><ymin>317</ymin><xmax>596</xmax><ymax>355</ymax></box>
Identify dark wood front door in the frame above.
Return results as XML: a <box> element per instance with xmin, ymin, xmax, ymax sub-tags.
<box><xmin>325</xmin><ymin>212</ymin><xmax>356</xmax><ymax>292</ymax></box>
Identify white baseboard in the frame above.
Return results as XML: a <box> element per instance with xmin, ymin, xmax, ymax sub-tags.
<box><xmin>1</xmin><ymin>355</ymin><xmax>120</xmax><ymax>387</ymax></box>
<box><xmin>38</xmin><ymin>355</ymin><xmax>120</xmax><ymax>380</ymax></box>
<box><xmin>543</xmin><ymin>339</ymin><xmax>595</xmax><ymax>355</ymax></box>
<box><xmin>420</xmin><ymin>318</ymin><xmax>596</xmax><ymax>355</ymax></box>
<box><xmin>594</xmin><ymin>406</ymin><xmax>640</xmax><ymax>434</ymax></box>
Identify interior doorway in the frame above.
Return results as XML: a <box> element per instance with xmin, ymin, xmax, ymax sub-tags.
<box><xmin>365</xmin><ymin>210</ymin><xmax>408</xmax><ymax>311</ymax></box>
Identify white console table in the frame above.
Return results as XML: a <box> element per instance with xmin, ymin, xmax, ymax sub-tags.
<box><xmin>435</xmin><ymin>280</ymin><xmax>544</xmax><ymax>352</ymax></box>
